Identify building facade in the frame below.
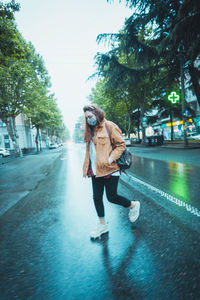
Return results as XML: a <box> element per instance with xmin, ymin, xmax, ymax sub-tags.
<box><xmin>0</xmin><ymin>114</ymin><xmax>47</xmax><ymax>151</ymax></box>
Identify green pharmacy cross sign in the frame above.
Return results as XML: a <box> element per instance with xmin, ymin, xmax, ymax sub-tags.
<box><xmin>168</xmin><ymin>91</ymin><xmax>180</xmax><ymax>104</ymax></box>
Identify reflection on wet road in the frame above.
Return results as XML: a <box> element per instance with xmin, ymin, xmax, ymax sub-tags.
<box><xmin>130</xmin><ymin>155</ymin><xmax>200</xmax><ymax>209</ymax></box>
<box><xmin>0</xmin><ymin>143</ymin><xmax>199</xmax><ymax>299</ymax></box>
<box><xmin>168</xmin><ymin>162</ymin><xmax>190</xmax><ymax>201</ymax></box>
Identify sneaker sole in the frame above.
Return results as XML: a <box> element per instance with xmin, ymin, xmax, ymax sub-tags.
<box><xmin>129</xmin><ymin>214</ymin><xmax>140</xmax><ymax>223</ymax></box>
<box><xmin>129</xmin><ymin>203</ymin><xmax>140</xmax><ymax>222</ymax></box>
<box><xmin>90</xmin><ymin>230</ymin><xmax>109</xmax><ymax>239</ymax></box>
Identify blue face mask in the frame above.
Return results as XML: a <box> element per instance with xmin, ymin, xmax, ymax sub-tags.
<box><xmin>87</xmin><ymin>116</ymin><xmax>97</xmax><ymax>126</ymax></box>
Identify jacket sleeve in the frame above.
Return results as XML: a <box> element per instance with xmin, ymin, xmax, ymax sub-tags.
<box><xmin>83</xmin><ymin>142</ymin><xmax>90</xmax><ymax>177</ymax></box>
<box><xmin>108</xmin><ymin>122</ymin><xmax>126</xmax><ymax>161</ymax></box>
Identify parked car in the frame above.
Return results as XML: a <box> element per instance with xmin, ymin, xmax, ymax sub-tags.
<box><xmin>124</xmin><ymin>138</ymin><xmax>131</xmax><ymax>146</ymax></box>
<box><xmin>0</xmin><ymin>148</ymin><xmax>10</xmax><ymax>157</ymax></box>
<box><xmin>49</xmin><ymin>143</ymin><xmax>58</xmax><ymax>149</ymax></box>
<box><xmin>130</xmin><ymin>137</ymin><xmax>137</xmax><ymax>142</ymax></box>
<box><xmin>187</xmin><ymin>133</ymin><xmax>200</xmax><ymax>140</ymax></box>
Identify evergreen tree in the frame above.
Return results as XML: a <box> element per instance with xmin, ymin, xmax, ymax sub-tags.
<box><xmin>105</xmin><ymin>0</ymin><xmax>200</xmax><ymax>106</ymax></box>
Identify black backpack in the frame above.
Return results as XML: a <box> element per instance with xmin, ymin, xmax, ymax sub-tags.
<box><xmin>117</xmin><ymin>147</ymin><xmax>132</xmax><ymax>170</ymax></box>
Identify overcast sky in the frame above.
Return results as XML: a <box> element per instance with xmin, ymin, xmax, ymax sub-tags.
<box><xmin>12</xmin><ymin>0</ymin><xmax>132</xmax><ymax>135</ymax></box>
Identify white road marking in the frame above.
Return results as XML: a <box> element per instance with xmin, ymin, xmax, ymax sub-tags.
<box><xmin>122</xmin><ymin>173</ymin><xmax>200</xmax><ymax>218</ymax></box>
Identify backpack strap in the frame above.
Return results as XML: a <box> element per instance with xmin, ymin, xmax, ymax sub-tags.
<box><xmin>105</xmin><ymin>122</ymin><xmax>112</xmax><ymax>147</ymax></box>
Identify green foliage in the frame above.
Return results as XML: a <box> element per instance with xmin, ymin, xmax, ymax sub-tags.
<box><xmin>57</xmin><ymin>124</ymin><xmax>70</xmax><ymax>141</ymax></box>
<box><xmin>0</xmin><ymin>59</ymin><xmax>33</xmax><ymax>118</ymax></box>
<box><xmin>88</xmin><ymin>80</ymin><xmax>127</xmax><ymax>130</ymax></box>
<box><xmin>0</xmin><ymin>12</ymin><xmax>68</xmax><ymax>142</ymax></box>
<box><xmin>90</xmin><ymin>0</ymin><xmax>200</xmax><ymax>142</ymax></box>
<box><xmin>0</xmin><ymin>1</ymin><xmax>20</xmax><ymax>20</ymax></box>
<box><xmin>0</xmin><ymin>19</ymin><xmax>28</xmax><ymax>65</ymax></box>
<box><xmin>105</xmin><ymin>0</ymin><xmax>200</xmax><ymax>105</ymax></box>
<box><xmin>91</xmin><ymin>37</ymin><xmax>162</xmax><ymax>137</ymax></box>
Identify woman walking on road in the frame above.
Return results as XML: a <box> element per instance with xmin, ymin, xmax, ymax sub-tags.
<box><xmin>83</xmin><ymin>104</ymin><xmax>140</xmax><ymax>239</ymax></box>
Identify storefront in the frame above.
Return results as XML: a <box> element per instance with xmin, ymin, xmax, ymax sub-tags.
<box><xmin>193</xmin><ymin>116</ymin><xmax>200</xmax><ymax>133</ymax></box>
<box><xmin>161</xmin><ymin>118</ymin><xmax>195</xmax><ymax>140</ymax></box>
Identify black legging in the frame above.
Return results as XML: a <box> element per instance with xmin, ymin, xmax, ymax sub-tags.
<box><xmin>91</xmin><ymin>176</ymin><xmax>131</xmax><ymax>218</ymax></box>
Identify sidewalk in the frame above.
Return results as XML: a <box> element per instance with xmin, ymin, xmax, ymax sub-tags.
<box><xmin>131</xmin><ymin>140</ymin><xmax>200</xmax><ymax>149</ymax></box>
<box><xmin>0</xmin><ymin>148</ymin><xmax>50</xmax><ymax>165</ymax></box>
<box><xmin>162</xmin><ymin>139</ymin><xmax>200</xmax><ymax>149</ymax></box>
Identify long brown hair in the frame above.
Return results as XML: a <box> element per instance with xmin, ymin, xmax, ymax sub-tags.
<box><xmin>83</xmin><ymin>104</ymin><xmax>105</xmax><ymax>142</ymax></box>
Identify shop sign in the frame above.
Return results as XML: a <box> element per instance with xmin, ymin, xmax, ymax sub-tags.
<box><xmin>168</xmin><ymin>91</ymin><xmax>180</xmax><ymax>104</ymax></box>
<box><xmin>162</xmin><ymin>118</ymin><xmax>192</xmax><ymax>128</ymax></box>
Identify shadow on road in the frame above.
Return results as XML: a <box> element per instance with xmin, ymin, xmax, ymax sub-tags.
<box><xmin>91</xmin><ymin>227</ymin><xmax>142</xmax><ymax>299</ymax></box>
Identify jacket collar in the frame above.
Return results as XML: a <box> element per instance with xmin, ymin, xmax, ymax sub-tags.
<box><xmin>97</xmin><ymin>118</ymin><xmax>106</xmax><ymax>129</ymax></box>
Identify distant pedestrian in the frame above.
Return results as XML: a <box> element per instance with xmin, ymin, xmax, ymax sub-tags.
<box><xmin>83</xmin><ymin>104</ymin><xmax>140</xmax><ymax>239</ymax></box>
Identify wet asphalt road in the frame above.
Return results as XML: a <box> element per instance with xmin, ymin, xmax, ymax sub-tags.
<box><xmin>129</xmin><ymin>152</ymin><xmax>200</xmax><ymax>208</ymax></box>
<box><xmin>128</xmin><ymin>146</ymin><xmax>200</xmax><ymax>208</ymax></box>
<box><xmin>0</xmin><ymin>143</ymin><xmax>200</xmax><ymax>299</ymax></box>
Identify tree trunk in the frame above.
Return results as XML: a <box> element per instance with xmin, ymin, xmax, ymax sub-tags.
<box><xmin>137</xmin><ymin>108</ymin><xmax>140</xmax><ymax>141</ymax></box>
<box><xmin>137</xmin><ymin>121</ymin><xmax>140</xmax><ymax>141</ymax></box>
<box><xmin>35</xmin><ymin>127</ymin><xmax>40</xmax><ymax>152</ymax></box>
<box><xmin>124</xmin><ymin>99</ymin><xmax>132</xmax><ymax>138</ymax></box>
<box><xmin>3</xmin><ymin>116</ymin><xmax>23</xmax><ymax>157</ymax></box>
<box><xmin>141</xmin><ymin>124</ymin><xmax>146</xmax><ymax>144</ymax></box>
<box><xmin>127</xmin><ymin>112</ymin><xmax>131</xmax><ymax>138</ymax></box>
<box><xmin>140</xmin><ymin>105</ymin><xmax>146</xmax><ymax>144</ymax></box>
<box><xmin>188</xmin><ymin>63</ymin><xmax>200</xmax><ymax>108</ymax></box>
<box><xmin>39</xmin><ymin>133</ymin><xmax>42</xmax><ymax>151</ymax></box>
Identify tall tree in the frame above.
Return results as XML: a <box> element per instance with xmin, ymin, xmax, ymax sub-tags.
<box><xmin>93</xmin><ymin>42</ymin><xmax>161</xmax><ymax>142</ymax></box>
<box><xmin>0</xmin><ymin>27</ymin><xmax>52</xmax><ymax>156</ymax></box>
<box><xmin>24</xmin><ymin>94</ymin><xmax>63</xmax><ymax>152</ymax></box>
<box><xmin>88</xmin><ymin>80</ymin><xmax>127</xmax><ymax>132</ymax></box>
<box><xmin>105</xmin><ymin>0</ymin><xmax>200</xmax><ymax>106</ymax></box>
<box><xmin>0</xmin><ymin>1</ymin><xmax>69</xmax><ymax>153</ymax></box>
<box><xmin>0</xmin><ymin>59</ymin><xmax>34</xmax><ymax>156</ymax></box>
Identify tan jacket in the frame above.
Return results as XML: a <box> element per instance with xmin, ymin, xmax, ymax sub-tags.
<box><xmin>83</xmin><ymin>119</ymin><xmax>126</xmax><ymax>178</ymax></box>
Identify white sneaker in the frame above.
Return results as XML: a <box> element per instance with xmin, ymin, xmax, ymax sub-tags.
<box><xmin>90</xmin><ymin>223</ymin><xmax>109</xmax><ymax>239</ymax></box>
<box><xmin>129</xmin><ymin>201</ymin><xmax>140</xmax><ymax>222</ymax></box>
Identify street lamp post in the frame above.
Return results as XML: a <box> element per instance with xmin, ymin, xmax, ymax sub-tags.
<box><xmin>179</xmin><ymin>42</ymin><xmax>188</xmax><ymax>147</ymax></box>
<box><xmin>163</xmin><ymin>32</ymin><xmax>188</xmax><ymax>147</ymax></box>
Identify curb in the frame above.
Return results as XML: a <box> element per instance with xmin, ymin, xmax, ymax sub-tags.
<box><xmin>130</xmin><ymin>144</ymin><xmax>200</xmax><ymax>150</ymax></box>
<box><xmin>161</xmin><ymin>146</ymin><xmax>200</xmax><ymax>149</ymax></box>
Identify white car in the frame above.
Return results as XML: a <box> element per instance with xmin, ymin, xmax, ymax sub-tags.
<box><xmin>124</xmin><ymin>138</ymin><xmax>131</xmax><ymax>146</ymax></box>
<box><xmin>0</xmin><ymin>148</ymin><xmax>10</xmax><ymax>157</ymax></box>
<box><xmin>49</xmin><ymin>143</ymin><xmax>59</xmax><ymax>149</ymax></box>
<box><xmin>187</xmin><ymin>133</ymin><xmax>200</xmax><ymax>140</ymax></box>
